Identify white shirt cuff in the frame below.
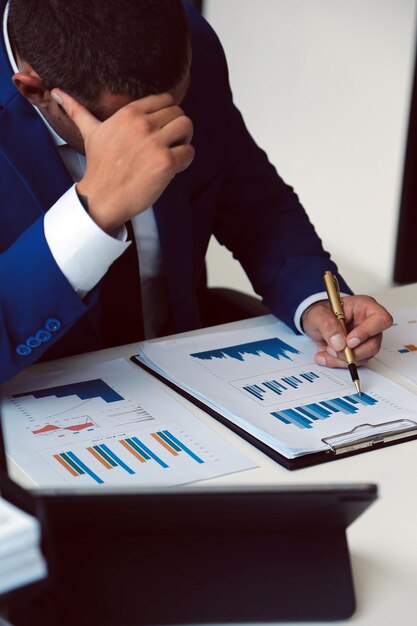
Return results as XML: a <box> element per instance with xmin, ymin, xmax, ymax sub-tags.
<box><xmin>44</xmin><ymin>185</ymin><xmax>130</xmax><ymax>298</ymax></box>
<box><xmin>294</xmin><ymin>292</ymin><xmax>330</xmax><ymax>333</ymax></box>
<box><xmin>294</xmin><ymin>291</ymin><xmax>350</xmax><ymax>333</ymax></box>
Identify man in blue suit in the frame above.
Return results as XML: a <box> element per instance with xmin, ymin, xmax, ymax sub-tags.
<box><xmin>1</xmin><ymin>3</ymin><xmax>395</xmax><ymax>623</ymax></box>
<box><xmin>0</xmin><ymin>0</ymin><xmax>392</xmax><ymax>386</ymax></box>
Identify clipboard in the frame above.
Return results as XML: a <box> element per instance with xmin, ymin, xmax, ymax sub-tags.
<box><xmin>0</xmin><ymin>406</ymin><xmax>379</xmax><ymax>624</ymax></box>
<box><xmin>132</xmin><ymin>355</ymin><xmax>417</xmax><ymax>470</ymax></box>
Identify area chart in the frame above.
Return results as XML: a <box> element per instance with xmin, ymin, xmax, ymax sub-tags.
<box><xmin>190</xmin><ymin>337</ymin><xmax>301</xmax><ymax>362</ymax></box>
<box><xmin>12</xmin><ymin>379</ymin><xmax>123</xmax><ymax>403</ymax></box>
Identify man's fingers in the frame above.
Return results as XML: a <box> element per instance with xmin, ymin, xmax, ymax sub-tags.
<box><xmin>315</xmin><ymin>350</ymin><xmax>369</xmax><ymax>369</ymax></box>
<box><xmin>315</xmin><ymin>350</ymin><xmax>347</xmax><ymax>368</ymax></box>
<box><xmin>148</xmin><ymin>105</ymin><xmax>187</xmax><ymax>130</ymax></box>
<box><xmin>159</xmin><ymin>114</ymin><xmax>194</xmax><ymax>146</ymax></box>
<box><xmin>51</xmin><ymin>88</ymin><xmax>100</xmax><ymax>138</ymax></box>
<box><xmin>304</xmin><ymin>296</ymin><xmax>393</xmax><ymax>370</ymax></box>
<box><xmin>347</xmin><ymin>333</ymin><xmax>383</xmax><ymax>363</ymax></box>
<box><xmin>315</xmin><ymin>318</ymin><xmax>383</xmax><ymax>366</ymax></box>
<box><xmin>170</xmin><ymin>144</ymin><xmax>195</xmax><ymax>172</ymax></box>
<box><xmin>304</xmin><ymin>304</ymin><xmax>348</xmax><ymax>352</ymax></box>
<box><xmin>126</xmin><ymin>92</ymin><xmax>175</xmax><ymax>115</ymax></box>
<box><xmin>318</xmin><ymin>331</ymin><xmax>382</xmax><ymax>366</ymax></box>
<box><xmin>346</xmin><ymin>309</ymin><xmax>393</xmax><ymax>350</ymax></box>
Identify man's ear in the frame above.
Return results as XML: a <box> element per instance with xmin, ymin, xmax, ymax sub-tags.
<box><xmin>12</xmin><ymin>70</ymin><xmax>49</xmax><ymax>107</ymax></box>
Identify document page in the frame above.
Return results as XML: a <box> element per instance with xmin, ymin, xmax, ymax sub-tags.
<box><xmin>375</xmin><ymin>307</ymin><xmax>417</xmax><ymax>385</ymax></box>
<box><xmin>136</xmin><ymin>318</ymin><xmax>417</xmax><ymax>459</ymax></box>
<box><xmin>1</xmin><ymin>359</ymin><xmax>255</xmax><ymax>489</ymax></box>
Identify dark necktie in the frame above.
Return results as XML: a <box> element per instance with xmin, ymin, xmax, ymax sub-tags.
<box><xmin>99</xmin><ymin>221</ymin><xmax>144</xmax><ymax>347</ymax></box>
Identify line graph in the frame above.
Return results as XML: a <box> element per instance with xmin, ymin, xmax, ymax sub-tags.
<box><xmin>9</xmin><ymin>388</ymin><xmax>154</xmax><ymax>441</ymax></box>
<box><xmin>31</xmin><ymin>416</ymin><xmax>98</xmax><ymax>436</ymax></box>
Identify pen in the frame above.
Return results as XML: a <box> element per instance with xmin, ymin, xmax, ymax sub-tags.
<box><xmin>323</xmin><ymin>271</ymin><xmax>362</xmax><ymax>395</ymax></box>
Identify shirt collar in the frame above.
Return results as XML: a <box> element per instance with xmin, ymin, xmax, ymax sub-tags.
<box><xmin>3</xmin><ymin>1</ymin><xmax>66</xmax><ymax>147</ymax></box>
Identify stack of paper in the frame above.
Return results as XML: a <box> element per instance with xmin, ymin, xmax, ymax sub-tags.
<box><xmin>0</xmin><ymin>496</ymin><xmax>47</xmax><ymax>595</ymax></box>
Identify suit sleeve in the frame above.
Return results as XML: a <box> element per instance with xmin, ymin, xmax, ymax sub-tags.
<box><xmin>207</xmin><ymin>23</ymin><xmax>352</xmax><ymax>330</ymax></box>
<box><xmin>0</xmin><ymin>213</ymin><xmax>97</xmax><ymax>383</ymax></box>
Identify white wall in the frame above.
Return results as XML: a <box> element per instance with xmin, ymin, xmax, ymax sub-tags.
<box><xmin>204</xmin><ymin>0</ymin><xmax>417</xmax><ymax>296</ymax></box>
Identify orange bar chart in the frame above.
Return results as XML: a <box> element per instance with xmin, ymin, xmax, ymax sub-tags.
<box><xmin>398</xmin><ymin>344</ymin><xmax>417</xmax><ymax>353</ymax></box>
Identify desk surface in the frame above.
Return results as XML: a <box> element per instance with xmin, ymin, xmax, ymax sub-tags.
<box><xmin>5</xmin><ymin>283</ymin><xmax>417</xmax><ymax>626</ymax></box>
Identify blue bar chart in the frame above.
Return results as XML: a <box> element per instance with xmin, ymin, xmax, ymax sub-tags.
<box><xmin>122</xmin><ymin>436</ymin><xmax>169</xmax><ymax>468</ymax></box>
<box><xmin>54</xmin><ymin>451</ymin><xmax>104</xmax><ymax>484</ymax></box>
<box><xmin>151</xmin><ymin>430</ymin><xmax>204</xmax><ymax>464</ymax></box>
<box><xmin>92</xmin><ymin>443</ymin><xmax>135</xmax><ymax>474</ymax></box>
<box><xmin>243</xmin><ymin>371</ymin><xmax>320</xmax><ymax>400</ymax></box>
<box><xmin>398</xmin><ymin>344</ymin><xmax>417</xmax><ymax>354</ymax></box>
<box><xmin>271</xmin><ymin>392</ymin><xmax>378</xmax><ymax>429</ymax></box>
<box><xmin>231</xmin><ymin>366</ymin><xmax>346</xmax><ymax>407</ymax></box>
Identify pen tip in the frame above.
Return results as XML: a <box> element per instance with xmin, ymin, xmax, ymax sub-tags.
<box><xmin>355</xmin><ymin>380</ymin><xmax>362</xmax><ymax>396</ymax></box>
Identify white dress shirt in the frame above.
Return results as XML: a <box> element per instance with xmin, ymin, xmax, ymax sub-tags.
<box><xmin>3</xmin><ymin>2</ymin><xmax>327</xmax><ymax>336</ymax></box>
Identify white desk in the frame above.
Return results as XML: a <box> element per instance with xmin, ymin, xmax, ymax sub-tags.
<box><xmin>5</xmin><ymin>283</ymin><xmax>417</xmax><ymax>625</ymax></box>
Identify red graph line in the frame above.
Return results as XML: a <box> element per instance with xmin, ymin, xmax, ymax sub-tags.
<box><xmin>32</xmin><ymin>421</ymin><xmax>95</xmax><ymax>435</ymax></box>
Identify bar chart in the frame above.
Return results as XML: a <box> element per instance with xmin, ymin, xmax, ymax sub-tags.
<box><xmin>398</xmin><ymin>344</ymin><xmax>417</xmax><ymax>353</ymax></box>
<box><xmin>118</xmin><ymin>436</ymin><xmax>168</xmax><ymax>468</ymax></box>
<box><xmin>150</xmin><ymin>430</ymin><xmax>204</xmax><ymax>464</ymax></box>
<box><xmin>54</xmin><ymin>451</ymin><xmax>104</xmax><ymax>484</ymax></box>
<box><xmin>50</xmin><ymin>427</ymin><xmax>208</xmax><ymax>485</ymax></box>
<box><xmin>271</xmin><ymin>393</ymin><xmax>378</xmax><ymax>429</ymax></box>
<box><xmin>231</xmin><ymin>366</ymin><xmax>347</xmax><ymax>407</ymax></box>
<box><xmin>242</xmin><ymin>371</ymin><xmax>320</xmax><ymax>400</ymax></box>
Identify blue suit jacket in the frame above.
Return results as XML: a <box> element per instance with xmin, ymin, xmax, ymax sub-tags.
<box><xmin>0</xmin><ymin>2</ymin><xmax>350</xmax><ymax>383</ymax></box>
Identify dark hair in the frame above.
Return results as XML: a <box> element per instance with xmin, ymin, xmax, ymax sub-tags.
<box><xmin>8</xmin><ymin>0</ymin><xmax>189</xmax><ymax>106</ymax></box>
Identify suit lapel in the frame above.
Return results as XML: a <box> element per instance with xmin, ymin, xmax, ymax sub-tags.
<box><xmin>0</xmin><ymin>95</ymin><xmax>73</xmax><ymax>212</ymax></box>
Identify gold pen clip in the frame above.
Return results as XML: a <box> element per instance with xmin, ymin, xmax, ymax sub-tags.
<box><xmin>323</xmin><ymin>271</ymin><xmax>344</xmax><ymax>319</ymax></box>
<box><xmin>332</xmin><ymin>275</ymin><xmax>344</xmax><ymax>318</ymax></box>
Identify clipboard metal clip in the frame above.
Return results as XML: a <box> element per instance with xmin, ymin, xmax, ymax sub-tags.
<box><xmin>322</xmin><ymin>419</ymin><xmax>417</xmax><ymax>455</ymax></box>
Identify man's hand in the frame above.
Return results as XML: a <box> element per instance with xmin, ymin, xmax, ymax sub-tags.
<box><xmin>51</xmin><ymin>89</ymin><xmax>195</xmax><ymax>234</ymax></box>
<box><xmin>301</xmin><ymin>295</ymin><xmax>393</xmax><ymax>367</ymax></box>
